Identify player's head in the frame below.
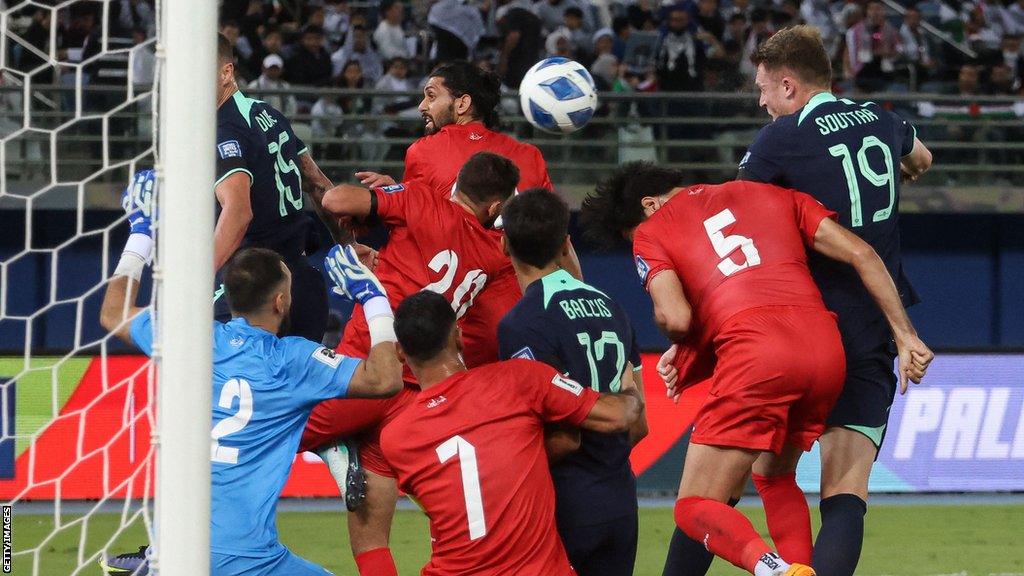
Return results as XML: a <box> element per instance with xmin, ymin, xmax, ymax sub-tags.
<box><xmin>420</xmin><ymin>61</ymin><xmax>502</xmax><ymax>134</ymax></box>
<box><xmin>222</xmin><ymin>248</ymin><xmax>292</xmax><ymax>335</ymax></box>
<box><xmin>501</xmin><ymin>189</ymin><xmax>570</xmax><ymax>271</ymax></box>
<box><xmin>580</xmin><ymin>161</ymin><xmax>686</xmax><ymax>247</ymax></box>
<box><xmin>394</xmin><ymin>291</ymin><xmax>461</xmax><ymax>368</ymax></box>
<box><xmin>217</xmin><ymin>33</ymin><xmax>237</xmax><ymax>98</ymax></box>
<box><xmin>454</xmin><ymin>152</ymin><xmax>520</xmax><ymax>227</ymax></box>
<box><xmin>750</xmin><ymin>25</ymin><xmax>831</xmax><ymax>120</ymax></box>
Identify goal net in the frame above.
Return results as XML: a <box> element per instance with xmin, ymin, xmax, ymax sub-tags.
<box><xmin>0</xmin><ymin>1</ymin><xmax>215</xmax><ymax>574</ymax></box>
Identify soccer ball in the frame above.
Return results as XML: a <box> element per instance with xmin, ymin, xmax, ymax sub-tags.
<box><xmin>519</xmin><ymin>57</ymin><xmax>598</xmax><ymax>135</ymax></box>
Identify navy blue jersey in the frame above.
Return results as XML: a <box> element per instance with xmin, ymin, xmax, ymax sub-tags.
<box><xmin>739</xmin><ymin>93</ymin><xmax>920</xmax><ymax>322</ymax></box>
<box><xmin>498</xmin><ymin>269</ymin><xmax>642</xmax><ymax>527</ymax></box>
<box><xmin>216</xmin><ymin>91</ymin><xmax>310</xmax><ymax>261</ymax></box>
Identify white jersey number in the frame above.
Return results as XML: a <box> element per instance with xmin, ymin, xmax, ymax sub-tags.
<box><xmin>423</xmin><ymin>250</ymin><xmax>488</xmax><ymax>319</ymax></box>
<box><xmin>210</xmin><ymin>378</ymin><xmax>254</xmax><ymax>465</ymax></box>
<box><xmin>436</xmin><ymin>435</ymin><xmax>487</xmax><ymax>540</ymax></box>
<box><xmin>703</xmin><ymin>209</ymin><xmax>762</xmax><ymax>277</ymax></box>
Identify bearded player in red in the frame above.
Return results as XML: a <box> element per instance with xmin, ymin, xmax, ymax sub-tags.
<box><xmin>580</xmin><ymin>163</ymin><xmax>932</xmax><ymax>576</ymax></box>
<box><xmin>300</xmin><ymin>153</ymin><xmax>521</xmax><ymax>576</ymax></box>
<box><xmin>379</xmin><ymin>290</ymin><xmax>643</xmax><ymax>576</ymax></box>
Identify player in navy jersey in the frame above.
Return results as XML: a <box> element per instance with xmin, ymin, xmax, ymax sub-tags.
<box><xmin>214</xmin><ymin>33</ymin><xmax>370</xmax><ymax>342</ymax></box>
<box><xmin>100</xmin><ymin>179</ymin><xmax>402</xmax><ymax>576</ymax></box>
<box><xmin>497</xmin><ymin>190</ymin><xmax>648</xmax><ymax>576</ymax></box>
<box><xmin>654</xmin><ymin>25</ymin><xmax>932</xmax><ymax>576</ymax></box>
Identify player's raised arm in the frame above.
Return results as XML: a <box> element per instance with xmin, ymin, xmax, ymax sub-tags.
<box><xmin>214</xmin><ymin>171</ymin><xmax>253</xmax><ymax>271</ymax></box>
<box><xmin>100</xmin><ymin>170</ymin><xmax>156</xmax><ymax>347</ymax></box>
<box><xmin>321</xmin><ymin>183</ymin><xmax>375</xmax><ymax>219</ymax></box>
<box><xmin>298</xmin><ymin>152</ymin><xmax>355</xmax><ymax>245</ymax></box>
<box><xmin>811</xmin><ymin>214</ymin><xmax>934</xmax><ymax>392</ymax></box>
<box><xmin>324</xmin><ymin>244</ymin><xmax>403</xmax><ymax>398</ymax></box>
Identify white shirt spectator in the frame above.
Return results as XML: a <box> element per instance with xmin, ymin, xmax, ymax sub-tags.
<box><xmin>428</xmin><ymin>0</ymin><xmax>485</xmax><ymax>55</ymax></box>
<box><xmin>248</xmin><ymin>56</ymin><xmax>299</xmax><ymax>118</ymax></box>
<box><xmin>374</xmin><ymin>20</ymin><xmax>410</xmax><ymax>59</ymax></box>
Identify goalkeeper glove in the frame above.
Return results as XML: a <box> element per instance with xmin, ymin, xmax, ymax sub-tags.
<box><xmin>325</xmin><ymin>244</ymin><xmax>387</xmax><ymax>305</ymax></box>
<box><xmin>121</xmin><ymin>169</ymin><xmax>156</xmax><ymax>237</ymax></box>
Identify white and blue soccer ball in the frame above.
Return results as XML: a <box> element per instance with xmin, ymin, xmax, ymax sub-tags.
<box><xmin>519</xmin><ymin>57</ymin><xmax>598</xmax><ymax>135</ymax></box>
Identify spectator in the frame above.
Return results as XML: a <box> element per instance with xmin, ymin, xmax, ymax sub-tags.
<box><xmin>612</xmin><ymin>16</ymin><xmax>632</xmax><ymax>60</ymax></box>
<box><xmin>331</xmin><ymin>24</ymin><xmax>384</xmax><ymax>84</ymax></box>
<box><xmin>323</xmin><ymin>0</ymin><xmax>351</xmax><ymax>47</ymax></box>
<box><xmin>723</xmin><ymin>0</ymin><xmax>751</xmax><ymax>20</ymax></box>
<box><xmin>130</xmin><ymin>26</ymin><xmax>156</xmax><ymax>88</ymax></box>
<box><xmin>497</xmin><ymin>0</ymin><xmax>543</xmax><ymax>88</ymax></box>
<box><xmin>220</xmin><ymin>20</ymin><xmax>254</xmax><ymax>73</ymax></box>
<box><xmin>248</xmin><ymin>54</ymin><xmax>299</xmax><ymax>117</ymax></box>
<box><xmin>801</xmin><ymin>0</ymin><xmax>835</xmax><ymax>46</ymax></box>
<box><xmin>628</xmin><ymin>0</ymin><xmax>657</xmax><ymax>31</ymax></box>
<box><xmin>429</xmin><ymin>0</ymin><xmax>486</xmax><ymax>63</ymax></box>
<box><xmin>846</xmin><ymin>1</ymin><xmax>900</xmax><ymax>91</ymax></box>
<box><xmin>562</xmin><ymin>6</ymin><xmax>593</xmax><ymax>57</ymax></box>
<box><xmin>964</xmin><ymin>6</ymin><xmax>1002</xmax><ymax>52</ymax></box>
<box><xmin>1008</xmin><ymin>0</ymin><xmax>1024</xmax><ymax>36</ymax></box>
<box><xmin>696</xmin><ymin>0</ymin><xmax>726</xmax><ymax>41</ymax></box>
<box><xmin>1002</xmin><ymin>34</ymin><xmax>1024</xmax><ymax>82</ymax></box>
<box><xmin>546</xmin><ymin>27</ymin><xmax>576</xmax><ymax>58</ymax></box>
<box><xmin>534</xmin><ymin>0</ymin><xmax>593</xmax><ymax>34</ymax></box>
<box><xmin>17</xmin><ymin>9</ymin><xmax>55</xmax><ymax>83</ymax></box>
<box><xmin>312</xmin><ymin>60</ymin><xmax>373</xmax><ymax>152</ymax></box>
<box><xmin>740</xmin><ymin>7</ymin><xmax>772</xmax><ymax>80</ymax></box>
<box><xmin>899</xmin><ymin>7</ymin><xmax>937</xmax><ymax>89</ymax></box>
<box><xmin>590</xmin><ymin>28</ymin><xmax>619</xmax><ymax>86</ymax></box>
<box><xmin>987</xmin><ymin>62</ymin><xmax>1018</xmax><ymax>94</ymax></box>
<box><xmin>374</xmin><ymin>0</ymin><xmax>411</xmax><ymax>60</ymax></box>
<box><xmin>117</xmin><ymin>0</ymin><xmax>156</xmax><ymax>38</ymax></box>
<box><xmin>286</xmin><ymin>25</ymin><xmax>333</xmax><ymax>87</ymax></box>
<box><xmin>246</xmin><ymin>25</ymin><xmax>284</xmax><ymax>78</ymax></box>
<box><xmin>656</xmin><ymin>8</ymin><xmax>705</xmax><ymax>91</ymax></box>
<box><xmin>375</xmin><ymin>57</ymin><xmax>417</xmax><ymax>158</ymax></box>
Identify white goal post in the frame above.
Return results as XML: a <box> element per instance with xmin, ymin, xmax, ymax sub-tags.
<box><xmin>155</xmin><ymin>0</ymin><xmax>216</xmax><ymax>574</ymax></box>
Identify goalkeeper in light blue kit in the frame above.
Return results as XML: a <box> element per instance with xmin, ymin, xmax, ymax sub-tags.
<box><xmin>99</xmin><ymin>170</ymin><xmax>403</xmax><ymax>576</ymax></box>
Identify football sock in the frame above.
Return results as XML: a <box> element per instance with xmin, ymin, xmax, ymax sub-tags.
<box><xmin>663</xmin><ymin>497</ymin><xmax>740</xmax><ymax>576</ymax></box>
<box><xmin>674</xmin><ymin>496</ymin><xmax>772</xmax><ymax>574</ymax></box>
<box><xmin>354</xmin><ymin>547</ymin><xmax>397</xmax><ymax>576</ymax></box>
<box><xmin>813</xmin><ymin>493</ymin><xmax>867</xmax><ymax>576</ymax></box>
<box><xmin>753</xmin><ymin>472</ymin><xmax>812</xmax><ymax>565</ymax></box>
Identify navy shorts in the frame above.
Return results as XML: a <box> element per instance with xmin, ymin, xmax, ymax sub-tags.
<box><xmin>214</xmin><ymin>257</ymin><xmax>327</xmax><ymax>343</ymax></box>
<box><xmin>825</xmin><ymin>312</ymin><xmax>899</xmax><ymax>448</ymax></box>
<box><xmin>559</xmin><ymin>512</ymin><xmax>638</xmax><ymax>576</ymax></box>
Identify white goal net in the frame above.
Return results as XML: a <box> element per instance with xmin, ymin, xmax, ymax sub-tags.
<box><xmin>0</xmin><ymin>1</ymin><xmax>214</xmax><ymax>574</ymax></box>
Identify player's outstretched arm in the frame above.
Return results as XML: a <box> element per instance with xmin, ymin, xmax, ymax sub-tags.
<box><xmin>579</xmin><ymin>386</ymin><xmax>643</xmax><ymax>434</ymax></box>
<box><xmin>812</xmin><ymin>217</ymin><xmax>934</xmax><ymax>393</ymax></box>
<box><xmin>322</xmin><ymin>183</ymin><xmax>375</xmax><ymax>219</ymax></box>
<box><xmin>648</xmin><ymin>270</ymin><xmax>694</xmax><ymax>342</ymax></box>
<box><xmin>299</xmin><ymin>153</ymin><xmax>355</xmax><ymax>246</ymax></box>
<box><xmin>325</xmin><ymin>245</ymin><xmax>403</xmax><ymax>398</ymax></box>
<box><xmin>100</xmin><ymin>171</ymin><xmax>155</xmax><ymax>346</ymax></box>
<box><xmin>214</xmin><ymin>172</ymin><xmax>253</xmax><ymax>271</ymax></box>
<box><xmin>901</xmin><ymin>137</ymin><xmax>933</xmax><ymax>183</ymax></box>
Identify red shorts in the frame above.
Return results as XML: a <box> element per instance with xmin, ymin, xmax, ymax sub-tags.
<box><xmin>691</xmin><ymin>306</ymin><xmax>845</xmax><ymax>454</ymax></box>
<box><xmin>300</xmin><ymin>385</ymin><xmax>418</xmax><ymax>476</ymax></box>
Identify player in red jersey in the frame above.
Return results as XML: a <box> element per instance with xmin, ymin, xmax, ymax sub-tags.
<box><xmin>299</xmin><ymin>153</ymin><xmax>520</xmax><ymax>575</ymax></box>
<box><xmin>379</xmin><ymin>290</ymin><xmax>643</xmax><ymax>576</ymax></box>
<box><xmin>580</xmin><ymin>163</ymin><xmax>932</xmax><ymax>576</ymax></box>
<box><xmin>354</xmin><ymin>62</ymin><xmax>582</xmax><ymax>359</ymax></box>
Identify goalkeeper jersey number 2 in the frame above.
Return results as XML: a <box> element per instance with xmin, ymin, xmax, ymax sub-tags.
<box><xmin>129</xmin><ymin>310</ymin><xmax>360</xmax><ymax>557</ymax></box>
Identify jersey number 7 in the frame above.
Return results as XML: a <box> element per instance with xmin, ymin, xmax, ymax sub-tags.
<box><xmin>436</xmin><ymin>435</ymin><xmax>487</xmax><ymax>540</ymax></box>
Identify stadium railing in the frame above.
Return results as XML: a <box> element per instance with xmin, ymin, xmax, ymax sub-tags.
<box><xmin>2</xmin><ymin>85</ymin><xmax>1023</xmax><ymax>213</ymax></box>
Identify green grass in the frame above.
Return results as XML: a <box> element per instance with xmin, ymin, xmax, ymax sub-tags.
<box><xmin>11</xmin><ymin>504</ymin><xmax>1024</xmax><ymax>575</ymax></box>
<box><xmin>0</xmin><ymin>356</ymin><xmax>91</xmax><ymax>456</ymax></box>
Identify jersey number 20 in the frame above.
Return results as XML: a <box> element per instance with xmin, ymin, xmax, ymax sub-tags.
<box><xmin>424</xmin><ymin>250</ymin><xmax>487</xmax><ymax>319</ymax></box>
<box><xmin>211</xmin><ymin>378</ymin><xmax>254</xmax><ymax>465</ymax></box>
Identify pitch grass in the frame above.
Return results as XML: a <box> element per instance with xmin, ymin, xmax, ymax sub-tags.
<box><xmin>11</xmin><ymin>504</ymin><xmax>1024</xmax><ymax>575</ymax></box>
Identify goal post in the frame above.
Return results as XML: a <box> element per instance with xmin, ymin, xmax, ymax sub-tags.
<box><xmin>155</xmin><ymin>0</ymin><xmax>216</xmax><ymax>574</ymax></box>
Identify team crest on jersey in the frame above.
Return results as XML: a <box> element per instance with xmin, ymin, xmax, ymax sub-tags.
<box><xmin>469</xmin><ymin>131</ymin><xmax>483</xmax><ymax>141</ymax></box>
<box><xmin>378</xmin><ymin>184</ymin><xmax>405</xmax><ymax>194</ymax></box>
<box><xmin>218</xmin><ymin>140</ymin><xmax>242</xmax><ymax>159</ymax></box>
<box><xmin>551</xmin><ymin>374</ymin><xmax>584</xmax><ymax>396</ymax></box>
<box><xmin>312</xmin><ymin>347</ymin><xmax>342</xmax><ymax>369</ymax></box>
<box><xmin>635</xmin><ymin>255</ymin><xmax>650</xmax><ymax>284</ymax></box>
<box><xmin>511</xmin><ymin>346</ymin><xmax>536</xmax><ymax>360</ymax></box>
<box><xmin>739</xmin><ymin>151</ymin><xmax>751</xmax><ymax>167</ymax></box>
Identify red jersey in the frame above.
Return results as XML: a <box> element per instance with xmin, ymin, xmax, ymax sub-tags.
<box><xmin>403</xmin><ymin>123</ymin><xmax>553</xmax><ymax>196</ymax></box>
<box><xmin>378</xmin><ymin>360</ymin><xmax>599</xmax><ymax>576</ymax></box>
<box><xmin>338</xmin><ymin>182</ymin><xmax>513</xmax><ymax>375</ymax></box>
<box><xmin>632</xmin><ymin>181</ymin><xmax>836</xmax><ymax>340</ymax></box>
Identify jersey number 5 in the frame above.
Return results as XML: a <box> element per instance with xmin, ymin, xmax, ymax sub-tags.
<box><xmin>211</xmin><ymin>378</ymin><xmax>254</xmax><ymax>465</ymax></box>
<box><xmin>703</xmin><ymin>209</ymin><xmax>761</xmax><ymax>277</ymax></box>
<box><xmin>436</xmin><ymin>435</ymin><xmax>487</xmax><ymax>540</ymax></box>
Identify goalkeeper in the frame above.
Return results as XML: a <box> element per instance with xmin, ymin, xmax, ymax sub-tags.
<box><xmin>99</xmin><ymin>171</ymin><xmax>402</xmax><ymax>576</ymax></box>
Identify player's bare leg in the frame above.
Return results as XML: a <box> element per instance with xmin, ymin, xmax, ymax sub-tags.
<box><xmin>752</xmin><ymin>444</ymin><xmax>812</xmax><ymax>565</ymax></box>
<box><xmin>674</xmin><ymin>443</ymin><xmax>814</xmax><ymax>576</ymax></box>
<box><xmin>813</xmin><ymin>427</ymin><xmax>876</xmax><ymax>576</ymax></box>
<box><xmin>349</xmin><ymin>470</ymin><xmax>400</xmax><ymax>576</ymax></box>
